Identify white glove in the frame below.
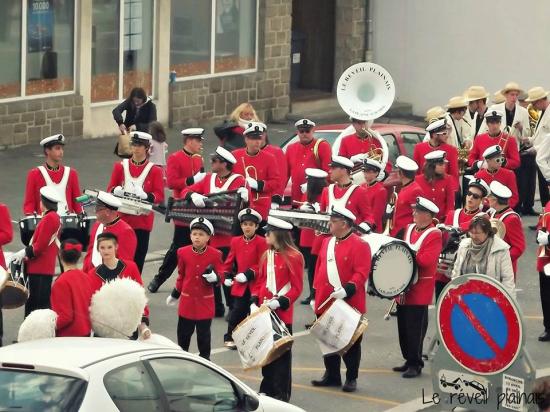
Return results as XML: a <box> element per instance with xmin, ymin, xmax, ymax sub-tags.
<box><xmin>250</xmin><ymin>303</ymin><xmax>259</xmax><ymax>313</ymax></box>
<box><xmin>300</xmin><ymin>183</ymin><xmax>308</xmax><ymax>194</ymax></box>
<box><xmin>133</xmin><ymin>184</ymin><xmax>148</xmax><ymax>200</ymax></box>
<box><xmin>237</xmin><ymin>187</ymin><xmax>249</xmax><ymax>202</ymax></box>
<box><xmin>330</xmin><ymin>287</ymin><xmax>347</xmax><ymax>300</ymax></box>
<box><xmin>166</xmin><ymin>295</ymin><xmax>178</xmax><ymax>306</ymax></box>
<box><xmin>477</xmin><ymin>160</ymin><xmax>485</xmax><ymax>170</ymax></box>
<box><xmin>538</xmin><ymin>230</ymin><xmax>549</xmax><ymax>246</ymax></box>
<box><xmin>386</xmin><ymin>204</ymin><xmax>394</xmax><ymax>214</ymax></box>
<box><xmin>202</xmin><ymin>270</ymin><xmax>218</xmax><ymax>284</ymax></box>
<box><xmin>193</xmin><ymin>171</ymin><xmax>206</xmax><ymax>184</ymax></box>
<box><xmin>350</xmin><ymin>153</ymin><xmax>365</xmax><ymax>164</ymax></box>
<box><xmin>310</xmin><ymin>300</ymin><xmax>315</xmax><ymax>311</ymax></box>
<box><xmin>299</xmin><ymin>203</ymin><xmax>315</xmax><ymax>212</ymax></box>
<box><xmin>246</xmin><ymin>177</ymin><xmax>259</xmax><ymax>191</ymax></box>
<box><xmin>113</xmin><ymin>186</ymin><xmax>125</xmax><ymax>197</ymax></box>
<box><xmin>224</xmin><ymin>278</ymin><xmax>234</xmax><ymax>288</ymax></box>
<box><xmin>190</xmin><ymin>192</ymin><xmax>207</xmax><ymax>208</ymax></box>
<box><xmin>267</xmin><ymin>299</ymin><xmax>281</xmax><ymax>310</ymax></box>
<box><xmin>234</xmin><ymin>273</ymin><xmax>248</xmax><ymax>283</ymax></box>
<box><xmin>311</xmin><ymin>202</ymin><xmax>321</xmax><ymax>213</ymax></box>
<box><xmin>359</xmin><ymin>222</ymin><xmax>372</xmax><ymax>234</ymax></box>
<box><xmin>10</xmin><ymin>249</ymin><xmax>26</xmax><ymax>265</ymax></box>
<box><xmin>270</xmin><ymin>202</ymin><xmax>280</xmax><ymax>210</ymax></box>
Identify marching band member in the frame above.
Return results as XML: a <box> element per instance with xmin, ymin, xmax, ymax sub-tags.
<box><xmin>11</xmin><ymin>187</ymin><xmax>61</xmax><ymax>317</ymax></box>
<box><xmin>258</xmin><ymin>123</ymin><xmax>288</xmax><ymax>209</ymax></box>
<box><xmin>148</xmin><ymin>128</ymin><xmax>204</xmax><ymax>293</ymax></box>
<box><xmin>474</xmin><ymin>145</ymin><xmax>519</xmax><ymax>209</ymax></box>
<box><xmin>166</xmin><ymin>218</ymin><xmax>223</xmax><ymax>360</ymax></box>
<box><xmin>285</xmin><ymin>119</ymin><xmax>331</xmax><ymax>204</ymax></box>
<box><xmin>464</xmin><ymin>85</ymin><xmax>490</xmax><ymax>138</ymax></box>
<box><xmin>487</xmin><ymin>181</ymin><xmax>525</xmax><ymax>277</ymax></box>
<box><xmin>536</xmin><ymin>201</ymin><xmax>550</xmax><ymax>342</ymax></box>
<box><xmin>361</xmin><ymin>158</ymin><xmax>388</xmax><ymax>233</ymax></box>
<box><xmin>107</xmin><ymin>131</ymin><xmax>164</xmax><ymax>273</ymax></box>
<box><xmin>180</xmin><ymin>146</ymin><xmax>247</xmax><ymax>316</ymax></box>
<box><xmin>23</xmin><ymin>134</ymin><xmax>83</xmax><ymax>216</ymax></box>
<box><xmin>467</xmin><ymin>110</ymin><xmax>520</xmax><ymax>171</ymax></box>
<box><xmin>251</xmin><ymin>216</ymin><xmax>303</xmax><ymax>402</ymax></box>
<box><xmin>311</xmin><ymin>206</ymin><xmax>371</xmax><ymax>393</ymax></box>
<box><xmin>88</xmin><ymin>232</ymin><xmax>150</xmax><ymax>339</ymax></box>
<box><xmin>0</xmin><ymin>202</ymin><xmax>13</xmax><ymax>346</ymax></box>
<box><xmin>232</xmin><ymin>124</ymin><xmax>280</xmax><ymax>221</ymax></box>
<box><xmin>222</xmin><ymin>208</ymin><xmax>267</xmax><ymax>348</ymax></box>
<box><xmin>393</xmin><ymin>197</ymin><xmax>442</xmax><ymax>378</ymax></box>
<box><xmin>464</xmin><ymin>88</ymin><xmax>480</xmax><ymax>140</ymax></box>
<box><xmin>529</xmin><ymin>87</ymin><xmax>550</xmax><ymax>208</ymax></box>
<box><xmin>414</xmin><ymin>118</ymin><xmax>459</xmax><ymax>190</ymax></box>
<box><xmin>416</xmin><ymin>151</ymin><xmax>455</xmax><ymax>222</ymax></box>
<box><xmin>446</xmin><ymin>96</ymin><xmax>472</xmax><ymax>150</ymax></box>
<box><xmin>50</xmin><ymin>240</ymin><xmax>92</xmax><ymax>337</ymax></box>
<box><xmin>435</xmin><ymin>178</ymin><xmax>490</xmax><ymax>298</ymax></box>
<box><xmin>297</xmin><ymin>168</ymin><xmax>328</xmax><ymax>304</ymax></box>
<box><xmin>82</xmin><ymin>191</ymin><xmax>136</xmax><ymax>273</ymax></box>
<box><xmin>390</xmin><ymin>156</ymin><xmax>422</xmax><ymax>238</ymax></box>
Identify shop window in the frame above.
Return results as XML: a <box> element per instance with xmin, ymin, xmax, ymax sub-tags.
<box><xmin>0</xmin><ymin>1</ymin><xmax>22</xmax><ymax>99</ymax></box>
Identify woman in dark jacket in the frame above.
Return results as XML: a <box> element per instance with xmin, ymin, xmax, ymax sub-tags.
<box><xmin>112</xmin><ymin>87</ymin><xmax>157</xmax><ymax>133</ymax></box>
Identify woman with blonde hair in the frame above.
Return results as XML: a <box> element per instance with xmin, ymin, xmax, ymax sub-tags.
<box><xmin>214</xmin><ymin>102</ymin><xmax>260</xmax><ymax>150</ymax></box>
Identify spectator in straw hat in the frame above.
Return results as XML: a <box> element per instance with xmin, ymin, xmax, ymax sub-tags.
<box><xmin>530</xmin><ymin>86</ymin><xmax>550</xmax><ymax>208</ymax></box>
<box><xmin>446</xmin><ymin>96</ymin><xmax>472</xmax><ymax>149</ymax></box>
<box><xmin>464</xmin><ymin>85</ymin><xmax>490</xmax><ymax>138</ymax></box>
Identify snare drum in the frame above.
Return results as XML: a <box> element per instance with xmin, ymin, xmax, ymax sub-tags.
<box><xmin>1</xmin><ymin>262</ymin><xmax>29</xmax><ymax>309</ymax></box>
<box><xmin>19</xmin><ymin>215</ymin><xmax>41</xmax><ymax>246</ymax></box>
<box><xmin>59</xmin><ymin>213</ymin><xmax>83</xmax><ymax>243</ymax></box>
<box><xmin>361</xmin><ymin>233</ymin><xmax>417</xmax><ymax>299</ymax></box>
<box><xmin>80</xmin><ymin>215</ymin><xmax>97</xmax><ymax>250</ymax></box>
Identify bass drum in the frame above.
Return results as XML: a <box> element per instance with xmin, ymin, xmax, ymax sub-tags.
<box><xmin>361</xmin><ymin>233</ymin><xmax>417</xmax><ymax>299</ymax></box>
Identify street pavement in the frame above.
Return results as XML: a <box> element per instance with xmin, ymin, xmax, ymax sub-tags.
<box><xmin>1</xmin><ymin>117</ymin><xmax>549</xmax><ymax>411</ymax></box>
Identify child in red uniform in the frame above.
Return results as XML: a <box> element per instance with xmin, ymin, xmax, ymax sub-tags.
<box><xmin>361</xmin><ymin>158</ymin><xmax>388</xmax><ymax>233</ymax></box>
<box><xmin>88</xmin><ymin>232</ymin><xmax>150</xmax><ymax>339</ymax></box>
<box><xmin>416</xmin><ymin>151</ymin><xmax>455</xmax><ymax>222</ymax></box>
<box><xmin>166</xmin><ymin>217</ymin><xmax>223</xmax><ymax>360</ymax></box>
<box><xmin>222</xmin><ymin>208</ymin><xmax>267</xmax><ymax>348</ymax></box>
<box><xmin>51</xmin><ymin>240</ymin><xmax>92</xmax><ymax>337</ymax></box>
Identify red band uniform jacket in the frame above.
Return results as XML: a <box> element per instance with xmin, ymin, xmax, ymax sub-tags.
<box><xmin>468</xmin><ymin>132</ymin><xmax>520</xmax><ymax>170</ymax></box>
<box><xmin>0</xmin><ymin>204</ymin><xmax>13</xmax><ymax>270</ymax></box>
<box><xmin>223</xmin><ymin>235</ymin><xmax>267</xmax><ymax>297</ymax></box>
<box><xmin>413</xmin><ymin>142</ymin><xmax>460</xmax><ymax>190</ymax></box>
<box><xmin>490</xmin><ymin>208</ymin><xmax>525</xmax><ymax>276</ymax></box>
<box><xmin>475</xmin><ymin>168</ymin><xmax>519</xmax><ymax>209</ymax></box>
<box><xmin>25</xmin><ymin>210</ymin><xmax>60</xmax><ymax>275</ymax></box>
<box><xmin>390</xmin><ymin>181</ymin><xmax>423</xmax><ymax>239</ymax></box>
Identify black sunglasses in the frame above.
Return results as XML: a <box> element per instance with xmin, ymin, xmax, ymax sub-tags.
<box><xmin>466</xmin><ymin>191</ymin><xmax>482</xmax><ymax>200</ymax></box>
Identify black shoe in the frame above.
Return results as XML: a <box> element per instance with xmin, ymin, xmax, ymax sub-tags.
<box><xmin>529</xmin><ymin>224</ymin><xmax>538</xmax><ymax>231</ymax></box>
<box><xmin>539</xmin><ymin>330</ymin><xmax>550</xmax><ymax>342</ymax></box>
<box><xmin>523</xmin><ymin>208</ymin><xmax>539</xmax><ymax>216</ymax></box>
<box><xmin>402</xmin><ymin>367</ymin><xmax>421</xmax><ymax>378</ymax></box>
<box><xmin>392</xmin><ymin>364</ymin><xmax>408</xmax><ymax>372</ymax></box>
<box><xmin>300</xmin><ymin>297</ymin><xmax>312</xmax><ymax>305</ymax></box>
<box><xmin>311</xmin><ymin>374</ymin><xmax>342</xmax><ymax>387</ymax></box>
<box><xmin>147</xmin><ymin>278</ymin><xmax>161</xmax><ymax>293</ymax></box>
<box><xmin>342</xmin><ymin>379</ymin><xmax>357</xmax><ymax>392</ymax></box>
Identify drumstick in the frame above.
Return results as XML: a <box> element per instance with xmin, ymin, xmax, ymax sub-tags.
<box><xmin>317</xmin><ymin>296</ymin><xmax>333</xmax><ymax>312</ymax></box>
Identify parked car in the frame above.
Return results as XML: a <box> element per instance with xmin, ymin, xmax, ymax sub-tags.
<box><xmin>0</xmin><ymin>337</ymin><xmax>305</xmax><ymax>412</ymax></box>
<box><xmin>280</xmin><ymin>122</ymin><xmax>426</xmax><ymax>204</ymax></box>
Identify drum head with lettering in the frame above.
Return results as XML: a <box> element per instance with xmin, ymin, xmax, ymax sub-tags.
<box><xmin>370</xmin><ymin>242</ymin><xmax>416</xmax><ymax>298</ymax></box>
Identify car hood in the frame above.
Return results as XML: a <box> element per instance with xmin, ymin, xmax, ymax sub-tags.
<box><xmin>258</xmin><ymin>394</ymin><xmax>306</xmax><ymax>411</ymax></box>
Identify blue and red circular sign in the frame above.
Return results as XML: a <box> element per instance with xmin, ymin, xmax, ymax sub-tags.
<box><xmin>437</xmin><ymin>275</ymin><xmax>522</xmax><ymax>375</ymax></box>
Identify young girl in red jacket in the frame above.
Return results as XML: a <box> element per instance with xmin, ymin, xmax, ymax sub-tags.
<box><xmin>166</xmin><ymin>217</ymin><xmax>223</xmax><ymax>360</ymax></box>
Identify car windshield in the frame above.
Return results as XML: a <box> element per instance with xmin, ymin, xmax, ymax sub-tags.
<box><xmin>0</xmin><ymin>369</ymin><xmax>86</xmax><ymax>412</ymax></box>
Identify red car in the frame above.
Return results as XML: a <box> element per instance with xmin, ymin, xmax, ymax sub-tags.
<box><xmin>280</xmin><ymin>122</ymin><xmax>426</xmax><ymax>203</ymax></box>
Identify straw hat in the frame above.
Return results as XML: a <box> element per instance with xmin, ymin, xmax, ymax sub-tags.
<box><xmin>464</xmin><ymin>85</ymin><xmax>489</xmax><ymax>102</ymax></box>
<box><xmin>445</xmin><ymin>96</ymin><xmax>468</xmax><ymax>109</ymax></box>
<box><xmin>425</xmin><ymin>106</ymin><xmax>446</xmax><ymax>122</ymax></box>
<box><xmin>492</xmin><ymin>91</ymin><xmax>505</xmax><ymax>104</ymax></box>
<box><xmin>501</xmin><ymin>81</ymin><xmax>524</xmax><ymax>95</ymax></box>
<box><xmin>525</xmin><ymin>86</ymin><xmax>550</xmax><ymax>102</ymax></box>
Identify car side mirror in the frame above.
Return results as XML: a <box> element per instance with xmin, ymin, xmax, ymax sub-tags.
<box><xmin>243</xmin><ymin>393</ymin><xmax>260</xmax><ymax>411</ymax></box>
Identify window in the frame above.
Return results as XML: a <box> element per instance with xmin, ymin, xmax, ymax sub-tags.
<box><xmin>104</xmin><ymin>362</ymin><xmax>163</xmax><ymax>412</ymax></box>
<box><xmin>170</xmin><ymin>0</ymin><xmax>258</xmax><ymax>79</ymax></box>
<box><xmin>91</xmin><ymin>0</ymin><xmax>154</xmax><ymax>103</ymax></box>
<box><xmin>382</xmin><ymin>133</ymin><xmax>399</xmax><ymax>167</ymax></box>
<box><xmin>401</xmin><ymin>132</ymin><xmax>423</xmax><ymax>157</ymax></box>
<box><xmin>148</xmin><ymin>357</ymin><xmax>239</xmax><ymax>411</ymax></box>
<box><xmin>0</xmin><ymin>1</ymin><xmax>22</xmax><ymax>99</ymax></box>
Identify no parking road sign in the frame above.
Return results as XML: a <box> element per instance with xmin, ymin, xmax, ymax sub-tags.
<box><xmin>437</xmin><ymin>274</ymin><xmax>522</xmax><ymax>375</ymax></box>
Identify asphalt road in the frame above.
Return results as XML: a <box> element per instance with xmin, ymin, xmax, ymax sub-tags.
<box><xmin>1</xmin><ymin>118</ymin><xmax>549</xmax><ymax>411</ymax></box>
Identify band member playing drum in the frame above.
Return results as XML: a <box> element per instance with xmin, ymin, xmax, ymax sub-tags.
<box><xmin>487</xmin><ymin>181</ymin><xmax>525</xmax><ymax>278</ymax></box>
<box><xmin>23</xmin><ymin>134</ymin><xmax>83</xmax><ymax>216</ymax></box>
<box><xmin>467</xmin><ymin>110</ymin><xmax>520</xmax><ymax>171</ymax></box>
<box><xmin>82</xmin><ymin>191</ymin><xmax>136</xmax><ymax>272</ymax></box>
<box><xmin>222</xmin><ymin>208</ymin><xmax>266</xmax><ymax>348</ymax></box>
<box><xmin>88</xmin><ymin>232</ymin><xmax>150</xmax><ymax>339</ymax></box>
<box><xmin>232</xmin><ymin>124</ymin><xmax>280</xmax><ymax>221</ymax></box>
<box><xmin>390</xmin><ymin>156</ymin><xmax>422</xmax><ymax>238</ymax></box>
<box><xmin>285</xmin><ymin>119</ymin><xmax>331</xmax><ymax>204</ymax></box>
<box><xmin>393</xmin><ymin>197</ymin><xmax>442</xmax><ymax>378</ymax></box>
<box><xmin>107</xmin><ymin>131</ymin><xmax>164</xmax><ymax>273</ymax></box>
<box><xmin>251</xmin><ymin>216</ymin><xmax>303</xmax><ymax>402</ymax></box>
<box><xmin>416</xmin><ymin>151</ymin><xmax>455</xmax><ymax>221</ymax></box>
<box><xmin>258</xmin><ymin>123</ymin><xmax>288</xmax><ymax>209</ymax></box>
<box><xmin>474</xmin><ymin>145</ymin><xmax>519</xmax><ymax>209</ymax></box>
<box><xmin>311</xmin><ymin>206</ymin><xmax>371</xmax><ymax>392</ymax></box>
<box><xmin>148</xmin><ymin>128</ymin><xmax>204</xmax><ymax>293</ymax></box>
<box><xmin>51</xmin><ymin>240</ymin><xmax>93</xmax><ymax>337</ymax></box>
<box><xmin>180</xmin><ymin>146</ymin><xmax>247</xmax><ymax>316</ymax></box>
<box><xmin>536</xmin><ymin>201</ymin><xmax>550</xmax><ymax>342</ymax></box>
<box><xmin>0</xmin><ymin>202</ymin><xmax>13</xmax><ymax>346</ymax></box>
<box><xmin>11</xmin><ymin>187</ymin><xmax>61</xmax><ymax>317</ymax></box>
<box><xmin>361</xmin><ymin>158</ymin><xmax>388</xmax><ymax>233</ymax></box>
<box><xmin>165</xmin><ymin>218</ymin><xmax>223</xmax><ymax>360</ymax></box>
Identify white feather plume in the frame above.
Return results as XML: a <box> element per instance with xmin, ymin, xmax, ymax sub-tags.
<box><xmin>18</xmin><ymin>309</ymin><xmax>57</xmax><ymax>342</ymax></box>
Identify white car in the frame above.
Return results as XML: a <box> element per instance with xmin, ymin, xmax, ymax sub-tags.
<box><xmin>0</xmin><ymin>337</ymin><xmax>305</xmax><ymax>412</ymax></box>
